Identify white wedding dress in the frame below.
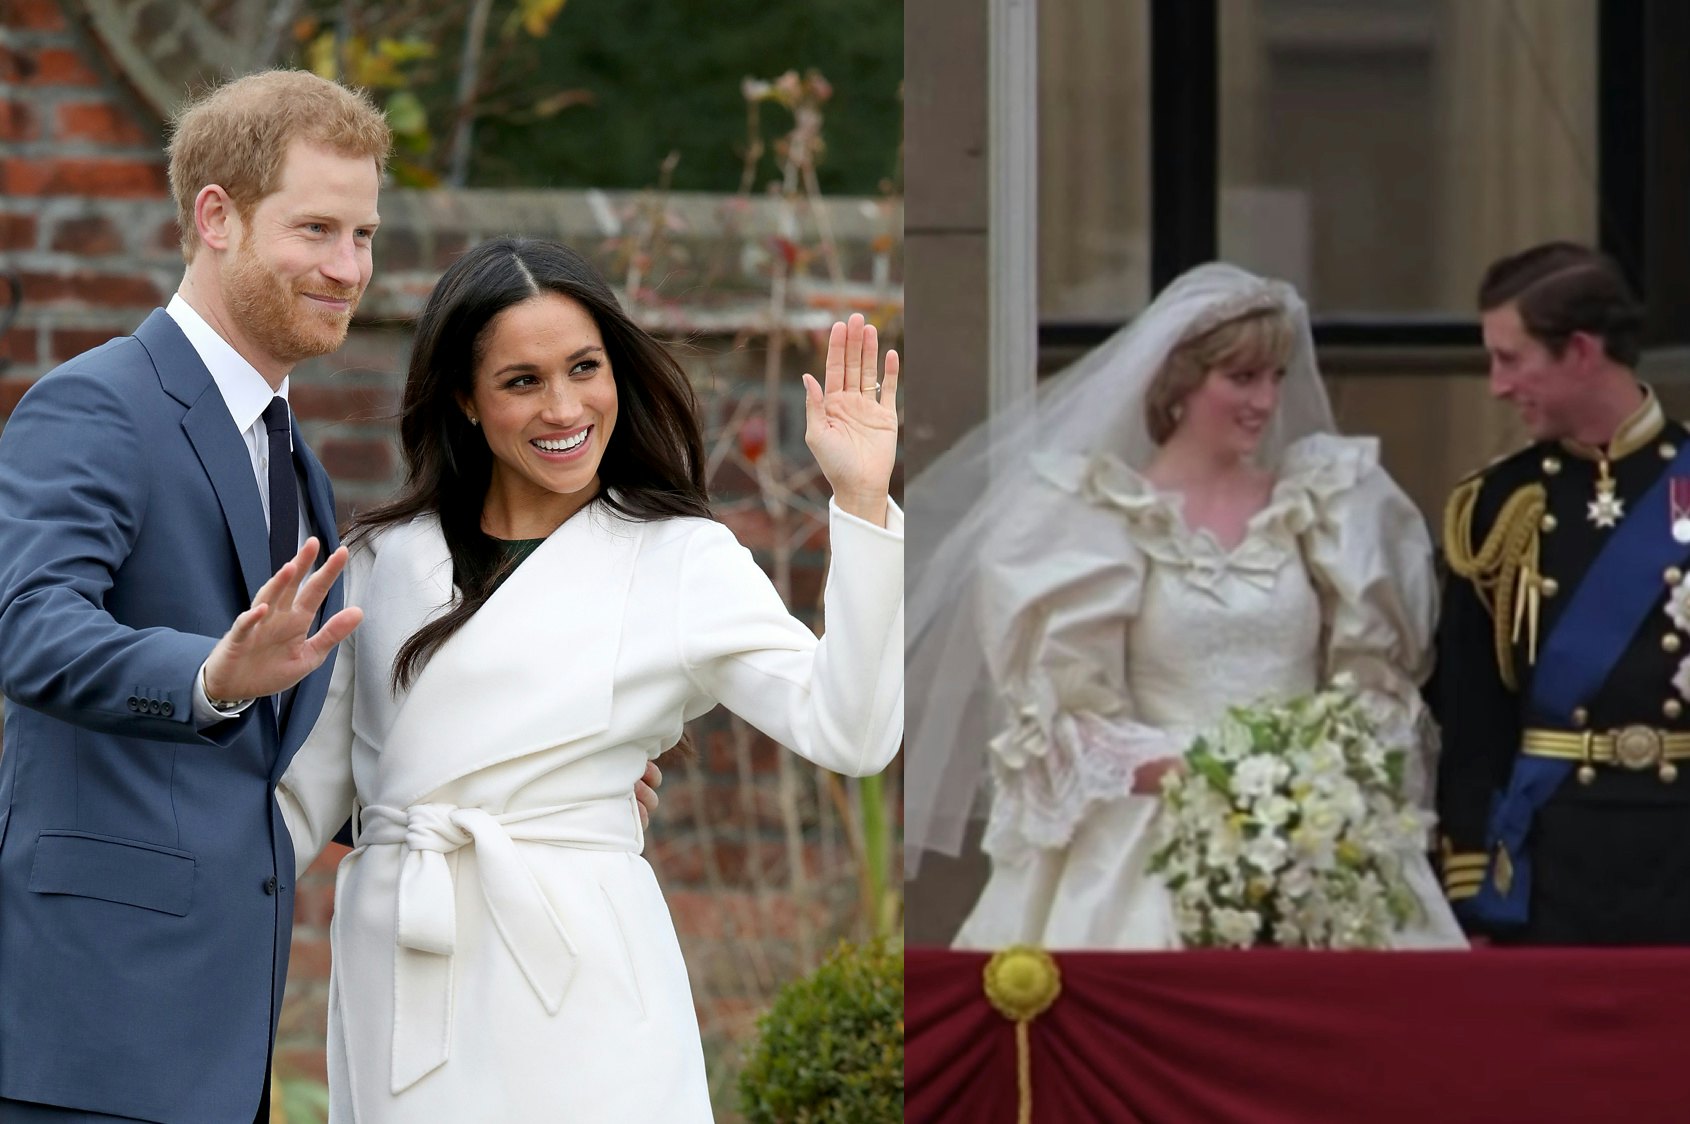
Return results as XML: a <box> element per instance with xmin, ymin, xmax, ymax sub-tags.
<box><xmin>952</xmin><ymin>433</ymin><xmax>1466</xmax><ymax>950</ymax></box>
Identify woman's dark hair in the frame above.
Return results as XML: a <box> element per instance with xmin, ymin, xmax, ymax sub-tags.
<box><xmin>348</xmin><ymin>236</ymin><xmax>711</xmax><ymax>689</ymax></box>
<box><xmin>1478</xmin><ymin>241</ymin><xmax>1645</xmax><ymax>368</ymax></box>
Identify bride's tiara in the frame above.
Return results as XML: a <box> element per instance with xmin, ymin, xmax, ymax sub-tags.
<box><xmin>1177</xmin><ymin>281</ymin><xmax>1296</xmax><ymax>343</ymax></box>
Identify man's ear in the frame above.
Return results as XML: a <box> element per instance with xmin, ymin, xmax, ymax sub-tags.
<box><xmin>1564</xmin><ymin>329</ymin><xmax>1603</xmax><ymax>369</ymax></box>
<box><xmin>194</xmin><ymin>184</ymin><xmax>239</xmax><ymax>253</ymax></box>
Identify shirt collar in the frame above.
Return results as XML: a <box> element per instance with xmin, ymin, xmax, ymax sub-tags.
<box><xmin>165</xmin><ymin>293</ymin><xmax>290</xmax><ymax>435</ymax></box>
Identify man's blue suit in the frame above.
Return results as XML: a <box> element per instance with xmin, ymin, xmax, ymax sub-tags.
<box><xmin>0</xmin><ymin>310</ymin><xmax>341</xmax><ymax>1122</ymax></box>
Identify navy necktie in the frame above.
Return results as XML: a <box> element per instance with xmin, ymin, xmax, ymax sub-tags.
<box><xmin>263</xmin><ymin>397</ymin><xmax>297</xmax><ymax>575</ymax></box>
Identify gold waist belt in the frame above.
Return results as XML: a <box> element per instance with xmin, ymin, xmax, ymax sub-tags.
<box><xmin>1522</xmin><ymin>726</ymin><xmax>1690</xmax><ymax>782</ymax></box>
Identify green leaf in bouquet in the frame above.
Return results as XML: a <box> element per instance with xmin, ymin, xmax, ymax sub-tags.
<box><xmin>1383</xmin><ymin>748</ymin><xmax>1407</xmax><ymax>793</ymax></box>
<box><xmin>1187</xmin><ymin>746</ymin><xmax>1233</xmax><ymax>793</ymax></box>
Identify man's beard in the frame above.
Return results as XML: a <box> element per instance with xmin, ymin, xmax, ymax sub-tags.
<box><xmin>223</xmin><ymin>240</ymin><xmax>361</xmax><ymax>366</ymax></box>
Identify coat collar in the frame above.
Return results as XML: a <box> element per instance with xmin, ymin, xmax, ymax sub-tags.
<box><xmin>368</xmin><ymin>502</ymin><xmax>644</xmax><ymax>807</ymax></box>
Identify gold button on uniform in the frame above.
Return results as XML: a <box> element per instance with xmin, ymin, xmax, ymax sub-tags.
<box><xmin>1669</xmin><ymin>568</ymin><xmax>1684</xmax><ymax>586</ymax></box>
<box><xmin>1666</xmin><ymin>634</ymin><xmax>1683</xmax><ymax>654</ymax></box>
<box><xmin>1572</xmin><ymin>707</ymin><xmax>1590</xmax><ymax>728</ymax></box>
<box><xmin>1666</xmin><ymin>699</ymin><xmax>1684</xmax><ymax>720</ymax></box>
<box><xmin>1663</xmin><ymin>443</ymin><xmax>1678</xmax><ymax>459</ymax></box>
<box><xmin>1541</xmin><ymin>514</ymin><xmax>1558</xmax><ymax>533</ymax></box>
<box><xmin>1539</xmin><ymin>577</ymin><xmax>1559</xmax><ymax>598</ymax></box>
<box><xmin>1542</xmin><ymin>456</ymin><xmax>1563</xmax><ymax>475</ymax></box>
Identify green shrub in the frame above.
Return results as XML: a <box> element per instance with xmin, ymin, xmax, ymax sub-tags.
<box><xmin>737</xmin><ymin>940</ymin><xmax>903</xmax><ymax>1123</ymax></box>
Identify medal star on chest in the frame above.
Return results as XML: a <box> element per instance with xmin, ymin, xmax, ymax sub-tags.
<box><xmin>1585</xmin><ymin>458</ymin><xmax>1625</xmax><ymax>529</ymax></box>
<box><xmin>1587</xmin><ymin>481</ymin><xmax>1626</xmax><ymax>529</ymax></box>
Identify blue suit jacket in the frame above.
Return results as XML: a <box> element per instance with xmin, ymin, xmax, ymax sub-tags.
<box><xmin>0</xmin><ymin>310</ymin><xmax>341</xmax><ymax>1122</ymax></box>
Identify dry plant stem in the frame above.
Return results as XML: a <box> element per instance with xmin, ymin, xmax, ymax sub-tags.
<box><xmin>730</xmin><ymin>714</ymin><xmax>789</xmax><ymax>983</ymax></box>
<box><xmin>445</xmin><ymin>0</ymin><xmax>495</xmax><ymax>187</ymax></box>
<box><xmin>799</xmin><ymin>160</ymin><xmax>847</xmax><ymax>296</ymax></box>
<box><xmin>754</xmin><ymin>237</ymin><xmax>819</xmax><ymax>971</ymax></box>
<box><xmin>683</xmin><ymin>753</ymin><xmax>770</xmax><ymax>997</ymax></box>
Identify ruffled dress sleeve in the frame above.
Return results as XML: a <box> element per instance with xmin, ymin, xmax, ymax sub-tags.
<box><xmin>977</xmin><ymin>453</ymin><xmax>1185</xmax><ymax>863</ymax></box>
<box><xmin>1285</xmin><ymin>433</ymin><xmax>1440</xmax><ymax>808</ymax></box>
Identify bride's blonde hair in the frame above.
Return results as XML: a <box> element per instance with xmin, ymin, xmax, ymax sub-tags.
<box><xmin>1145</xmin><ymin>304</ymin><xmax>1294</xmax><ymax>444</ymax></box>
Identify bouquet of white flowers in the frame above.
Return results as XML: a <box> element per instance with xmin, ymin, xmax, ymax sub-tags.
<box><xmin>1148</xmin><ymin>674</ymin><xmax>1430</xmax><ymax>949</ymax></box>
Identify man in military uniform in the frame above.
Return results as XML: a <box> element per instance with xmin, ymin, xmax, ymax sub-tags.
<box><xmin>1436</xmin><ymin>241</ymin><xmax>1690</xmax><ymax>943</ymax></box>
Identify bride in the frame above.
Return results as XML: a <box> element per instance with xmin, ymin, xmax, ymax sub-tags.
<box><xmin>905</xmin><ymin>263</ymin><xmax>1464</xmax><ymax>949</ymax></box>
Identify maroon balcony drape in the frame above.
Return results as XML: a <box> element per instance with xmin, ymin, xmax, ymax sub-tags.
<box><xmin>906</xmin><ymin>946</ymin><xmax>1690</xmax><ymax>1124</ymax></box>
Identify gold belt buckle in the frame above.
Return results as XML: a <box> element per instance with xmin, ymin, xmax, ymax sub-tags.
<box><xmin>1613</xmin><ymin>725</ymin><xmax>1664</xmax><ymax>771</ymax></box>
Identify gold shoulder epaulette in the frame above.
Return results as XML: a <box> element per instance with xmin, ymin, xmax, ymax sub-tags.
<box><xmin>1443</xmin><ymin>477</ymin><xmax>1546</xmax><ymax>690</ymax></box>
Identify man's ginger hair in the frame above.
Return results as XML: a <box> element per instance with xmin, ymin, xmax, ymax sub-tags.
<box><xmin>167</xmin><ymin>70</ymin><xmax>391</xmax><ymax>261</ymax></box>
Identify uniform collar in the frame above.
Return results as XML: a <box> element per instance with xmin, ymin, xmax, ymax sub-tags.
<box><xmin>1559</xmin><ymin>383</ymin><xmax>1665</xmax><ymax>464</ymax></box>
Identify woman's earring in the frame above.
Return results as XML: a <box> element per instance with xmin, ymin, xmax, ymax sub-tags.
<box><xmin>468</xmin><ymin>415</ymin><xmax>479</xmax><ymax>426</ymax></box>
<box><xmin>1170</xmin><ymin>404</ymin><xmax>1184</xmax><ymax>422</ymax></box>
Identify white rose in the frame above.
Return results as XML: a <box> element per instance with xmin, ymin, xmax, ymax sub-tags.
<box><xmin>1213</xmin><ymin>908</ymin><xmax>1262</xmax><ymax>948</ymax></box>
<box><xmin>1242</xmin><ymin>831</ymin><xmax>1290</xmax><ymax>874</ymax></box>
<box><xmin>1233</xmin><ymin>754</ymin><xmax>1290</xmax><ymax>800</ymax></box>
<box><xmin>1252</xmin><ymin>794</ymin><xmax>1297</xmax><ymax>828</ymax></box>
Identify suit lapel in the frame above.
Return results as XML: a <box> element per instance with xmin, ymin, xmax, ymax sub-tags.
<box><xmin>134</xmin><ymin>311</ymin><xmax>271</xmax><ymax>602</ymax></box>
<box><xmin>275</xmin><ymin>431</ymin><xmax>343</xmax><ymax>771</ymax></box>
<box><xmin>295</xmin><ymin>425</ymin><xmax>339</xmax><ymax>556</ymax></box>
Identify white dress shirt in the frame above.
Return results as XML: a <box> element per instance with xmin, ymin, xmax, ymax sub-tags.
<box><xmin>165</xmin><ymin>295</ymin><xmax>309</xmax><ymax>725</ymax></box>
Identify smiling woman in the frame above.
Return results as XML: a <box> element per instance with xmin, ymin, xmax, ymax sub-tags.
<box><xmin>273</xmin><ymin>236</ymin><xmax>906</xmax><ymax>1121</ymax></box>
<box><xmin>463</xmin><ymin>292</ymin><xmax>620</xmax><ymax>538</ymax></box>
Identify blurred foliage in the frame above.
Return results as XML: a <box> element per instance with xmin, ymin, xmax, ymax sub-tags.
<box><xmin>284</xmin><ymin>0</ymin><xmax>900</xmax><ymax>193</ymax></box>
<box><xmin>736</xmin><ymin>940</ymin><xmax>904</xmax><ymax>1124</ymax></box>
<box><xmin>470</xmin><ymin>0</ymin><xmax>901</xmax><ymax>193</ymax></box>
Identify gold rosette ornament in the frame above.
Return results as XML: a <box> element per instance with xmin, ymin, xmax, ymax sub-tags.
<box><xmin>983</xmin><ymin>946</ymin><xmax>1063</xmax><ymax>1124</ymax></box>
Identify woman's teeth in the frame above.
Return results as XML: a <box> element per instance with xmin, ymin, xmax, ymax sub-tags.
<box><xmin>533</xmin><ymin>430</ymin><xmax>589</xmax><ymax>453</ymax></box>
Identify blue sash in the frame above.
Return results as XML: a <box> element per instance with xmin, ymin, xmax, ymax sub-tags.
<box><xmin>1472</xmin><ymin>442</ymin><xmax>1690</xmax><ymax>926</ymax></box>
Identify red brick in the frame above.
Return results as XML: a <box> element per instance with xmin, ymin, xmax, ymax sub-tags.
<box><xmin>0</xmin><ymin>377</ymin><xmax>37</xmax><ymax>414</ymax></box>
<box><xmin>0</xmin><ymin>213</ymin><xmax>36</xmax><ymax>251</ymax></box>
<box><xmin>273</xmin><ymin>1047</ymin><xmax>328</xmax><ymax>1085</ymax></box>
<box><xmin>0</xmin><ymin>100</ymin><xmax>37</xmax><ymax>143</ymax></box>
<box><xmin>694</xmin><ymin>996</ymin><xmax>766</xmax><ymax>1040</ymax></box>
<box><xmin>55</xmin><ymin>101</ymin><xmax>149</xmax><ymax>146</ymax></box>
<box><xmin>19</xmin><ymin>270</ymin><xmax>162</xmax><ymax>307</ymax></box>
<box><xmin>306</xmin><ymin>842</ymin><xmax>350</xmax><ymax>877</ymax></box>
<box><xmin>1</xmin><ymin>157</ymin><xmax>167</xmax><ymax>198</ymax></box>
<box><xmin>717</xmin><ymin>505</ymin><xmax>775</xmax><ymax>551</ymax></box>
<box><xmin>288</xmin><ymin>936</ymin><xmax>333</xmax><ymax>981</ymax></box>
<box><xmin>156</xmin><ymin>217</ymin><xmax>182</xmax><ymax>253</ymax></box>
<box><xmin>665</xmin><ymin>889</ymin><xmax>832</xmax><ymax>941</ymax></box>
<box><xmin>704</xmin><ymin>727</ymin><xmax>781</xmax><ymax>776</ymax></box>
<box><xmin>49</xmin><ymin>328</ymin><xmax>121</xmax><ymax>362</ymax></box>
<box><xmin>1</xmin><ymin>331</ymin><xmax>35</xmax><ymax>367</ymax></box>
<box><xmin>4</xmin><ymin>0</ymin><xmax>66</xmax><ymax>30</ymax></box>
<box><xmin>318</xmin><ymin>437</ymin><xmax>394</xmax><ymax>481</ymax></box>
<box><xmin>292</xmin><ymin>877</ymin><xmax>338</xmax><ymax>930</ymax></box>
<box><xmin>290</xmin><ymin>383</ymin><xmax>399</xmax><ymax>424</ymax></box>
<box><xmin>49</xmin><ymin>214</ymin><xmax>122</xmax><ymax>255</ymax></box>
<box><xmin>25</xmin><ymin>48</ymin><xmax>101</xmax><ymax>87</ymax></box>
<box><xmin>276</xmin><ymin>988</ymin><xmax>328</xmax><ymax>1041</ymax></box>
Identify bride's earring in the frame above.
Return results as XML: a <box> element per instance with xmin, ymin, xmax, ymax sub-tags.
<box><xmin>1170</xmin><ymin>404</ymin><xmax>1184</xmax><ymax>423</ymax></box>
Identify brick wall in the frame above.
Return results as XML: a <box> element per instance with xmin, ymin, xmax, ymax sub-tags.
<box><xmin>1</xmin><ymin>5</ymin><xmax>903</xmax><ymax>1110</ymax></box>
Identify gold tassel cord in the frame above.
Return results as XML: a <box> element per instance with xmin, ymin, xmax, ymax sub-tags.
<box><xmin>1444</xmin><ymin>481</ymin><xmax>1546</xmax><ymax>691</ymax></box>
<box><xmin>983</xmin><ymin>946</ymin><xmax>1063</xmax><ymax>1124</ymax></box>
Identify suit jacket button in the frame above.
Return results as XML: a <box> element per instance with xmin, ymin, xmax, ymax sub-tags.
<box><xmin>126</xmin><ymin>696</ymin><xmax>139</xmax><ymax>710</ymax></box>
<box><xmin>263</xmin><ymin>876</ymin><xmax>278</xmax><ymax>895</ymax></box>
<box><xmin>149</xmin><ymin>700</ymin><xmax>163</xmax><ymax>715</ymax></box>
<box><xmin>160</xmin><ymin>701</ymin><xmax>174</xmax><ymax>717</ymax></box>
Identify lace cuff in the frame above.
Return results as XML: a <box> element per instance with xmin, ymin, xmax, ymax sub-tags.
<box><xmin>983</xmin><ymin>703</ymin><xmax>1180</xmax><ymax>864</ymax></box>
